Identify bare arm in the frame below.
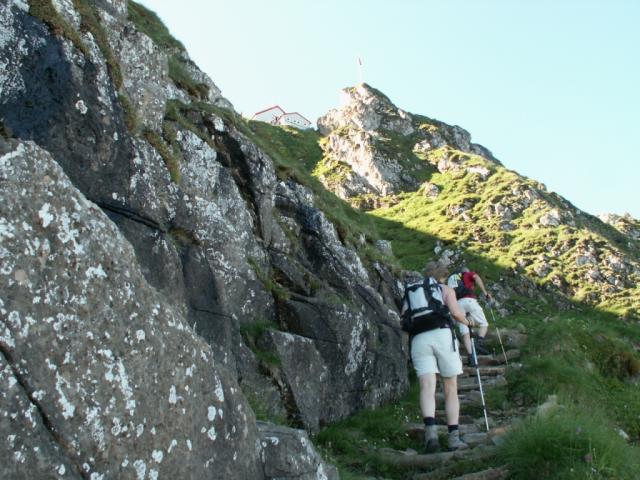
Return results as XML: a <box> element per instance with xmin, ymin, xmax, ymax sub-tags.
<box><xmin>472</xmin><ymin>274</ymin><xmax>491</xmax><ymax>300</ymax></box>
<box><xmin>442</xmin><ymin>285</ymin><xmax>469</xmax><ymax>326</ymax></box>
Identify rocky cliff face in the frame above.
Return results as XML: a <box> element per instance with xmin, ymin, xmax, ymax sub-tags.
<box><xmin>0</xmin><ymin>1</ymin><xmax>407</xmax><ymax>478</ymax></box>
<box><xmin>316</xmin><ymin>84</ymin><xmax>499</xmax><ymax>209</ymax></box>
<box><xmin>317</xmin><ymin>84</ymin><xmax>640</xmax><ymax>318</ymax></box>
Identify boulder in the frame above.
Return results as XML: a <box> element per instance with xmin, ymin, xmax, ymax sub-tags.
<box><xmin>0</xmin><ymin>141</ymin><xmax>263</xmax><ymax>479</ymax></box>
<box><xmin>258</xmin><ymin>422</ymin><xmax>339</xmax><ymax>480</ymax></box>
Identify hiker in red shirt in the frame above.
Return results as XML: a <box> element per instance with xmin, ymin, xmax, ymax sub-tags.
<box><xmin>456</xmin><ymin>267</ymin><xmax>492</xmax><ymax>364</ymax></box>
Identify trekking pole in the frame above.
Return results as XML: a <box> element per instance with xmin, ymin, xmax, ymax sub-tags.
<box><xmin>486</xmin><ymin>301</ymin><xmax>509</xmax><ymax>366</ymax></box>
<box><xmin>469</xmin><ymin>326</ymin><xmax>490</xmax><ymax>432</ymax></box>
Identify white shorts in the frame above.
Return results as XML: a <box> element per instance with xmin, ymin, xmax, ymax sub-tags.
<box><xmin>411</xmin><ymin>328</ymin><xmax>463</xmax><ymax>378</ymax></box>
<box><xmin>457</xmin><ymin>297</ymin><xmax>488</xmax><ymax>335</ymax></box>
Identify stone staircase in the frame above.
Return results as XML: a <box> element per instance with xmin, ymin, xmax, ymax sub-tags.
<box><xmin>365</xmin><ymin>328</ymin><xmax>527</xmax><ymax>479</ymax></box>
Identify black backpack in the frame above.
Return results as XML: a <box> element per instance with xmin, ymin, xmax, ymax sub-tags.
<box><xmin>401</xmin><ymin>277</ymin><xmax>451</xmax><ymax>335</ymax></box>
<box><xmin>447</xmin><ymin>272</ymin><xmax>473</xmax><ymax>300</ymax></box>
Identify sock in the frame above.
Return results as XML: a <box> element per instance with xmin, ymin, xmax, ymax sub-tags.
<box><xmin>448</xmin><ymin>424</ymin><xmax>459</xmax><ymax>433</ymax></box>
<box><xmin>423</xmin><ymin>417</ymin><xmax>436</xmax><ymax>427</ymax></box>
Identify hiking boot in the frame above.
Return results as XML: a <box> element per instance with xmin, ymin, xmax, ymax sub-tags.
<box><xmin>447</xmin><ymin>429</ymin><xmax>469</xmax><ymax>451</ymax></box>
<box><xmin>424</xmin><ymin>425</ymin><xmax>440</xmax><ymax>453</ymax></box>
<box><xmin>474</xmin><ymin>337</ymin><xmax>490</xmax><ymax>355</ymax></box>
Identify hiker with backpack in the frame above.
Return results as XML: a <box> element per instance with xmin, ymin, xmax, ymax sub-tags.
<box><xmin>447</xmin><ymin>267</ymin><xmax>492</xmax><ymax>366</ymax></box>
<box><xmin>401</xmin><ymin>261</ymin><xmax>472</xmax><ymax>453</ymax></box>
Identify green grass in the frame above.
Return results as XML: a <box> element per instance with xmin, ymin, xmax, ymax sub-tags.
<box><xmin>314</xmin><ymin>373</ymin><xmax>504</xmax><ymax>479</ymax></box>
<box><xmin>243</xmin><ymin>120</ymin><xmax>403</xmax><ymax>271</ymax></box>
<box><xmin>506</xmin><ymin>312</ymin><xmax>640</xmax><ymax>436</ymax></box>
<box><xmin>239</xmin><ymin>320</ymin><xmax>281</xmax><ymax>366</ymax></box>
<box><xmin>128</xmin><ymin>1</ymin><xmax>185</xmax><ymax>51</ymax></box>
<box><xmin>71</xmin><ymin>0</ymin><xmax>123</xmax><ymax>89</ymax></box>
<box><xmin>168</xmin><ymin>55</ymin><xmax>210</xmax><ymax>99</ymax></box>
<box><xmin>367</xmin><ymin>160</ymin><xmax>640</xmax><ymax>318</ymax></box>
<box><xmin>118</xmin><ymin>94</ymin><xmax>138</xmax><ymax>133</ymax></box>
<box><xmin>499</xmin><ymin>406</ymin><xmax>639</xmax><ymax>479</ymax></box>
<box><xmin>129</xmin><ymin>2</ymin><xmax>208</xmax><ymax>99</ymax></box>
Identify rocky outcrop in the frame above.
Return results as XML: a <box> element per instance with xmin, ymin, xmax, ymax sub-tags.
<box><xmin>599</xmin><ymin>213</ymin><xmax>640</xmax><ymax>242</ymax></box>
<box><xmin>1</xmin><ymin>0</ymin><xmax>410</xmax><ymax>477</ymax></box>
<box><xmin>316</xmin><ymin>83</ymin><xmax>499</xmax><ymax>208</ymax></box>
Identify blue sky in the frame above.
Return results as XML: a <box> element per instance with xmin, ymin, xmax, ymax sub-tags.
<box><xmin>139</xmin><ymin>0</ymin><xmax>639</xmax><ymax>218</ymax></box>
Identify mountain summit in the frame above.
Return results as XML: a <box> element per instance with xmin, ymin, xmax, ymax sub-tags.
<box><xmin>315</xmin><ymin>83</ymin><xmax>498</xmax><ymax>209</ymax></box>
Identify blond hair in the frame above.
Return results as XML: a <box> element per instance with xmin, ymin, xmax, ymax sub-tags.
<box><xmin>424</xmin><ymin>261</ymin><xmax>449</xmax><ymax>282</ymax></box>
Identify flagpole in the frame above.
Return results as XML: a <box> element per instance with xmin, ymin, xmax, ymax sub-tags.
<box><xmin>357</xmin><ymin>57</ymin><xmax>364</xmax><ymax>84</ymax></box>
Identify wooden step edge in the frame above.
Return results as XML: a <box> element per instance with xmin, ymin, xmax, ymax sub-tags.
<box><xmin>377</xmin><ymin>444</ymin><xmax>497</xmax><ymax>468</ymax></box>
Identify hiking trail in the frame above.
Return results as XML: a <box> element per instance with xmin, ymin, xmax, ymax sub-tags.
<box><xmin>368</xmin><ymin>328</ymin><xmax>528</xmax><ymax>479</ymax></box>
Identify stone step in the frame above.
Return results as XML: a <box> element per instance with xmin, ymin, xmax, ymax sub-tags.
<box><xmin>458</xmin><ymin>375</ymin><xmax>507</xmax><ymax>392</ymax></box>
<box><xmin>436</xmin><ymin>391</ymin><xmax>486</xmax><ymax>406</ymax></box>
<box><xmin>468</xmin><ymin>349</ymin><xmax>520</xmax><ymax>366</ymax></box>
<box><xmin>462</xmin><ymin>365</ymin><xmax>507</xmax><ymax>377</ymax></box>
<box><xmin>377</xmin><ymin>444</ymin><xmax>497</xmax><ymax>469</ymax></box>
<box><xmin>461</xmin><ymin>432</ymin><xmax>490</xmax><ymax>448</ymax></box>
<box><xmin>405</xmin><ymin>423</ymin><xmax>481</xmax><ymax>440</ymax></box>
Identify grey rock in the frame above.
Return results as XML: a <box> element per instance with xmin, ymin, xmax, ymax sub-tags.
<box><xmin>258</xmin><ymin>422</ymin><xmax>339</xmax><ymax>480</ymax></box>
<box><xmin>539</xmin><ymin>209</ymin><xmax>562</xmax><ymax>227</ymax></box>
<box><xmin>0</xmin><ymin>354</ymin><xmax>82</xmax><ymax>479</ymax></box>
<box><xmin>0</xmin><ymin>141</ymin><xmax>263</xmax><ymax>479</ymax></box>
<box><xmin>108</xmin><ymin>18</ymin><xmax>171</xmax><ymax>131</ymax></box>
<box><xmin>259</xmin><ymin>331</ymin><xmax>328</xmax><ymax>432</ymax></box>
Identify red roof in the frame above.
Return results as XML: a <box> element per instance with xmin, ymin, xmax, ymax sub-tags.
<box><xmin>252</xmin><ymin>105</ymin><xmax>285</xmax><ymax>118</ymax></box>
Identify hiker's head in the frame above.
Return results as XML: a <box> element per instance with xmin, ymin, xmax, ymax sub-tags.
<box><xmin>404</xmin><ymin>271</ymin><xmax>422</xmax><ymax>283</ymax></box>
<box><xmin>424</xmin><ymin>261</ymin><xmax>449</xmax><ymax>282</ymax></box>
<box><xmin>461</xmin><ymin>266</ymin><xmax>470</xmax><ymax>273</ymax></box>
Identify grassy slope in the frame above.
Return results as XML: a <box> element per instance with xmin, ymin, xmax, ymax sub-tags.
<box><xmin>370</xmin><ymin>160</ymin><xmax>640</xmax><ymax>317</ymax></box>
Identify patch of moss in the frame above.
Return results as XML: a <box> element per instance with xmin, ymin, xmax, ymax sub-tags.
<box><xmin>28</xmin><ymin>0</ymin><xmax>89</xmax><ymax>56</ymax></box>
<box><xmin>142</xmin><ymin>129</ymin><xmax>180</xmax><ymax>183</ymax></box>
<box><xmin>118</xmin><ymin>94</ymin><xmax>138</xmax><ymax>133</ymax></box>
<box><xmin>240</xmin><ymin>320</ymin><xmax>281</xmax><ymax>366</ymax></box>
<box><xmin>167</xmin><ymin>226</ymin><xmax>199</xmax><ymax>255</ymax></box>
<box><xmin>72</xmin><ymin>0</ymin><xmax>123</xmax><ymax>89</ymax></box>
<box><xmin>312</xmin><ymin>156</ymin><xmax>354</xmax><ymax>189</ymax></box>
<box><xmin>247</xmin><ymin>258</ymin><xmax>291</xmax><ymax>302</ymax></box>
<box><xmin>168</xmin><ymin>55</ymin><xmax>209</xmax><ymax>99</ymax></box>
